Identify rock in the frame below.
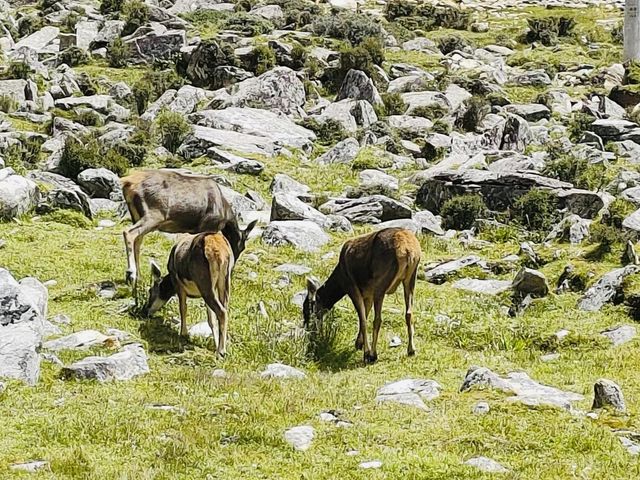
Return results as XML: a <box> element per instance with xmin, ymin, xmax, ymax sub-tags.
<box><xmin>219</xmin><ymin>67</ymin><xmax>306</xmax><ymax>116</ymax></box>
<box><xmin>261</xmin><ymin>362</ymin><xmax>306</xmax><ymax>379</ymax></box>
<box><xmin>50</xmin><ymin>313</ymin><xmax>71</xmax><ymax>325</ymax></box>
<box><xmin>10</xmin><ymin>461</ymin><xmax>49</xmax><ymax>473</ymax></box>
<box><xmin>250</xmin><ymin>4</ymin><xmax>284</xmax><ymax>20</ymax></box>
<box><xmin>328</xmin><ymin>0</ymin><xmax>357</xmax><ymax>9</ymax></box>
<box><xmin>316</xmin><ymin>138</ymin><xmax>360</xmax><ymax>165</ymax></box>
<box><xmin>510</xmin><ymin>69</ymin><xmax>551</xmax><ymax>87</ymax></box>
<box><xmin>319</xmin><ymin>195</ymin><xmax>411</xmax><ymax>224</ymax></box>
<box><xmin>336</xmin><ymin>69</ymin><xmax>383</xmax><ymax>106</ymax></box>
<box><xmin>601</xmin><ymin>325</ymin><xmax>637</xmax><ymax>346</ymax></box>
<box><xmin>503</xmin><ymin>103</ymin><xmax>551</xmax><ymax>122</ymax></box>
<box><xmin>578</xmin><ymin>266</ymin><xmax>639</xmax><ymax>311</ymax></box>
<box><xmin>623</xmin><ymin>240</ymin><xmax>639</xmax><ymax>266</ymax></box>
<box><xmin>453</xmin><ymin>278</ymin><xmax>512</xmax><ymax>295</ymax></box>
<box><xmin>424</xmin><ymin>255</ymin><xmax>481</xmax><ymax>284</ymax></box>
<box><xmin>270</xmin><ymin>193</ymin><xmax>329</xmax><ymax>227</ymax></box>
<box><xmin>190</xmin><ymin>108</ymin><xmax>316</xmax><ymax>153</ymax></box>
<box><xmin>180</xmin><ymin>125</ymin><xmax>279</xmax><ymax>158</ymax></box>
<box><xmin>472</xmin><ymin>401</ymin><xmax>490</xmax><ymax>415</ymax></box>
<box><xmin>359</xmin><ymin>460</ymin><xmax>383</xmax><ymax>469</ymax></box>
<box><xmin>283</xmin><ymin>425</ymin><xmax>314</xmax><ymax>451</ymax></box>
<box><xmin>92</xmin><ymin>20</ymin><xmax>125</xmax><ymax>48</ymax></box>
<box><xmin>619</xmin><ymin>435</ymin><xmax>640</xmax><ymax>455</ymax></box>
<box><xmin>592</xmin><ymin>379</ymin><xmax>626</xmax><ymax>412</ymax></box>
<box><xmin>55</xmin><ymin>95</ymin><xmax>112</xmax><ymax>114</ymax></box>
<box><xmin>401</xmin><ymin>91</ymin><xmax>451</xmax><ymax>115</ymax></box>
<box><xmin>76</xmin><ymin>168</ymin><xmax>122</xmax><ymax>200</ymax></box>
<box><xmin>61</xmin><ymin>343</ymin><xmax>150</xmax><ymax>382</ymax></box>
<box><xmin>389</xmin><ymin>336</ymin><xmax>402</xmax><ymax>347</ymax></box>
<box><xmin>271</xmin><ymin>174</ymin><xmax>310</xmax><ymax>197</ymax></box>
<box><xmin>465</xmin><ymin>457</ymin><xmax>509</xmax><ymax>474</ymax></box>
<box><xmin>0</xmin><ymin>79</ymin><xmax>28</xmax><ymax>103</ymax></box>
<box><xmin>414</xmin><ymin>210</ymin><xmax>444</xmax><ymax>236</ymax></box>
<box><xmin>376</xmin><ymin>379</ymin><xmax>441</xmax><ymax>410</ymax></box>
<box><xmin>0</xmin><ymin>168</ymin><xmax>39</xmax><ymax>219</ymax></box>
<box><xmin>358</xmin><ymin>169</ymin><xmax>399</xmax><ymax>195</ymax></box>
<box><xmin>125</xmin><ymin>26</ymin><xmax>186</xmax><ymax>64</ymax></box>
<box><xmin>262</xmin><ymin>220</ymin><xmax>330</xmax><ymax>252</ymax></box>
<box><xmin>274</xmin><ymin>264</ymin><xmax>311</xmax><ymax>275</ymax></box>
<box><xmin>14</xmin><ymin>26</ymin><xmax>59</xmax><ymax>52</ymax></box>
<box><xmin>0</xmin><ymin>269</ymin><xmax>47</xmax><ymax>386</ymax></box>
<box><xmin>512</xmin><ymin>268</ymin><xmax>549</xmax><ymax>298</ymax></box>
<box><xmin>545</xmin><ymin>214</ymin><xmax>591</xmax><ymax>245</ymax></box>
<box><xmin>313</xmin><ymin>99</ymin><xmax>377</xmax><ymax>133</ymax></box>
<box><xmin>388</xmin><ymin>115</ymin><xmax>433</xmax><ymax>136</ymax></box>
<box><xmin>42</xmin><ymin>330</ymin><xmax>116</xmax><ymax>351</ymax></box>
<box><xmin>591</xmin><ymin>119</ymin><xmax>636</xmax><ymax>140</ymax></box>
<box><xmin>460</xmin><ymin>366</ymin><xmax>584</xmax><ymax>411</ymax></box>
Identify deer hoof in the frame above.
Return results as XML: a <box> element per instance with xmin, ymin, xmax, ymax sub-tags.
<box><xmin>125</xmin><ymin>270</ymin><xmax>136</xmax><ymax>285</ymax></box>
<box><xmin>355</xmin><ymin>337</ymin><xmax>364</xmax><ymax>351</ymax></box>
<box><xmin>364</xmin><ymin>352</ymin><xmax>378</xmax><ymax>364</ymax></box>
<box><xmin>407</xmin><ymin>348</ymin><xmax>416</xmax><ymax>357</ymax></box>
<box><xmin>217</xmin><ymin>350</ymin><xmax>226</xmax><ymax>359</ymax></box>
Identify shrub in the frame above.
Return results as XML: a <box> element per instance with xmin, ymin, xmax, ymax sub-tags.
<box><xmin>290</xmin><ymin>43</ymin><xmax>307</xmax><ymax>70</ymax></box>
<box><xmin>312</xmin><ymin>13</ymin><xmax>382</xmax><ymax>46</ymax></box>
<box><xmin>76</xmin><ymin>72</ymin><xmax>99</xmax><ymax>96</ymax></box>
<box><xmin>612</xmin><ymin>22</ymin><xmax>623</xmax><ymax>44</ymax></box>
<box><xmin>512</xmin><ymin>189</ymin><xmax>559</xmax><ymax>232</ymax></box>
<box><xmin>567</xmin><ymin>112</ymin><xmax>595</xmax><ymax>141</ymax></box>
<box><xmin>100</xmin><ymin>0</ymin><xmax>124</xmax><ymax>14</ymax></box>
<box><xmin>386</xmin><ymin>2</ymin><xmax>471</xmax><ymax>30</ymax></box>
<box><xmin>589</xmin><ymin>222</ymin><xmax>622</xmax><ymax>254</ymax></box>
<box><xmin>438</xmin><ymin>35</ymin><xmax>471</xmax><ymax>55</ymax></box>
<box><xmin>605</xmin><ymin>199</ymin><xmax>636</xmax><ymax>229</ymax></box>
<box><xmin>108</xmin><ymin>37</ymin><xmax>129</xmax><ymax>68</ymax></box>
<box><xmin>2</xmin><ymin>136</ymin><xmax>43</xmax><ymax>174</ymax></box>
<box><xmin>412</xmin><ymin>104</ymin><xmax>448</xmax><ymax>121</ymax></box>
<box><xmin>359</xmin><ymin>36</ymin><xmax>385</xmax><ymax>66</ymax></box>
<box><xmin>17</xmin><ymin>15</ymin><xmax>44</xmax><ymax>39</ymax></box>
<box><xmin>222</xmin><ymin>12</ymin><xmax>275</xmax><ymax>36</ymax></box>
<box><xmin>76</xmin><ymin>110</ymin><xmax>104</xmax><ymax>127</ymax></box>
<box><xmin>382</xmin><ymin>93</ymin><xmax>407</xmax><ymax>116</ymax></box>
<box><xmin>0</xmin><ymin>95</ymin><xmax>17</xmax><ymax>113</ymax></box>
<box><xmin>270</xmin><ymin>0</ymin><xmax>321</xmax><ymax>26</ymax></box>
<box><xmin>252</xmin><ymin>44</ymin><xmax>276</xmax><ymax>75</ymax></box>
<box><xmin>132</xmin><ymin>69</ymin><xmax>184</xmax><ymax>114</ymax></box>
<box><xmin>58</xmin><ymin>46</ymin><xmax>89</xmax><ymax>67</ymax></box>
<box><xmin>42</xmin><ymin>209</ymin><xmax>93</xmax><ymax>228</ymax></box>
<box><xmin>6</xmin><ymin>61</ymin><xmax>31</xmax><ymax>80</ymax></box>
<box><xmin>300</xmin><ymin>118</ymin><xmax>347</xmax><ymax>146</ymax></box>
<box><xmin>58</xmin><ymin>136</ymin><xmax>130</xmax><ymax>179</ymax></box>
<box><xmin>122</xmin><ymin>0</ymin><xmax>150</xmax><ymax>35</ymax></box>
<box><xmin>154</xmin><ymin>110</ymin><xmax>192</xmax><ymax>154</ymax></box>
<box><xmin>62</xmin><ymin>11</ymin><xmax>80</xmax><ymax>34</ymax></box>
<box><xmin>432</xmin><ymin>119</ymin><xmax>452</xmax><ymax>135</ymax></box>
<box><xmin>132</xmin><ymin>80</ymin><xmax>153</xmax><ymax>115</ymax></box>
<box><xmin>456</xmin><ymin>96</ymin><xmax>490</xmax><ymax>132</ymax></box>
<box><xmin>526</xmin><ymin>16</ymin><xmax>576</xmax><ymax>46</ymax></box>
<box><xmin>541</xmin><ymin>145</ymin><xmax>609</xmax><ymax>191</ymax></box>
<box><xmin>441</xmin><ymin>194</ymin><xmax>487</xmax><ymax>230</ymax></box>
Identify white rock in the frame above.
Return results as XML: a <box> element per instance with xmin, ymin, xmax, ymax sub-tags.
<box><xmin>284</xmin><ymin>425</ymin><xmax>315</xmax><ymax>451</ymax></box>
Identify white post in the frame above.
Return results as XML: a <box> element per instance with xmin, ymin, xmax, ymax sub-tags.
<box><xmin>625</xmin><ymin>0</ymin><xmax>640</xmax><ymax>61</ymax></box>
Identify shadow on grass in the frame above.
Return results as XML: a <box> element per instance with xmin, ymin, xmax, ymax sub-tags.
<box><xmin>138</xmin><ymin>317</ymin><xmax>191</xmax><ymax>354</ymax></box>
<box><xmin>305</xmin><ymin>312</ymin><xmax>361</xmax><ymax>372</ymax></box>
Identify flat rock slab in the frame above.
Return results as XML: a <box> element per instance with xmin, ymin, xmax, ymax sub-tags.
<box><xmin>10</xmin><ymin>460</ymin><xmax>49</xmax><ymax>473</ymax></box>
<box><xmin>453</xmin><ymin>278</ymin><xmax>512</xmax><ymax>295</ymax></box>
<box><xmin>376</xmin><ymin>379</ymin><xmax>441</xmax><ymax>411</ymax></box>
<box><xmin>601</xmin><ymin>325</ymin><xmax>636</xmax><ymax>346</ymax></box>
<box><xmin>461</xmin><ymin>366</ymin><xmax>583</xmax><ymax>411</ymax></box>
<box><xmin>62</xmin><ymin>344</ymin><xmax>149</xmax><ymax>382</ymax></box>
<box><xmin>359</xmin><ymin>460</ymin><xmax>383</xmax><ymax>469</ymax></box>
<box><xmin>425</xmin><ymin>255</ymin><xmax>482</xmax><ymax>284</ymax></box>
<box><xmin>262</xmin><ymin>220</ymin><xmax>329</xmax><ymax>252</ymax></box>
<box><xmin>578</xmin><ymin>266</ymin><xmax>639</xmax><ymax>311</ymax></box>
<box><xmin>261</xmin><ymin>363</ymin><xmax>306</xmax><ymax>379</ymax></box>
<box><xmin>274</xmin><ymin>264</ymin><xmax>312</xmax><ymax>275</ymax></box>
<box><xmin>284</xmin><ymin>425</ymin><xmax>314</xmax><ymax>451</ymax></box>
<box><xmin>42</xmin><ymin>329</ymin><xmax>115</xmax><ymax>351</ymax></box>
<box><xmin>465</xmin><ymin>456</ymin><xmax>509</xmax><ymax>473</ymax></box>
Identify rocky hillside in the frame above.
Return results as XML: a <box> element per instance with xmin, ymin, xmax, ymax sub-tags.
<box><xmin>3</xmin><ymin>0</ymin><xmax>640</xmax><ymax>477</ymax></box>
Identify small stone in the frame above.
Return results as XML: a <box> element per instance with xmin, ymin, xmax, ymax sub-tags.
<box><xmin>188</xmin><ymin>321</ymin><xmax>213</xmax><ymax>339</ymax></box>
<box><xmin>50</xmin><ymin>314</ymin><xmax>71</xmax><ymax>325</ymax></box>
<box><xmin>211</xmin><ymin>368</ymin><xmax>227</xmax><ymax>378</ymax></box>
<box><xmin>376</xmin><ymin>378</ymin><xmax>441</xmax><ymax>410</ymax></box>
<box><xmin>98</xmin><ymin>219</ymin><xmax>116</xmax><ymax>228</ymax></box>
<box><xmin>346</xmin><ymin>450</ymin><xmax>360</xmax><ymax>456</ymax></box>
<box><xmin>0</xmin><ymin>381</ymin><xmax>5</xmax><ymax>394</ymax></box>
<box><xmin>97</xmin><ymin>281</ymin><xmax>117</xmax><ymax>299</ymax></box>
<box><xmin>592</xmin><ymin>379</ymin><xmax>626</xmax><ymax>413</ymax></box>
<box><xmin>389</xmin><ymin>336</ymin><xmax>402</xmax><ymax>347</ymax></box>
<box><xmin>284</xmin><ymin>425</ymin><xmax>314</xmax><ymax>451</ymax></box>
<box><xmin>359</xmin><ymin>460</ymin><xmax>383</xmax><ymax>469</ymax></box>
<box><xmin>601</xmin><ymin>325</ymin><xmax>636</xmax><ymax>346</ymax></box>
<box><xmin>10</xmin><ymin>461</ymin><xmax>49</xmax><ymax>473</ymax></box>
<box><xmin>541</xmin><ymin>353</ymin><xmax>560</xmax><ymax>362</ymax></box>
<box><xmin>41</xmin><ymin>353</ymin><xmax>63</xmax><ymax>366</ymax></box>
<box><xmin>465</xmin><ymin>457</ymin><xmax>509</xmax><ymax>473</ymax></box>
<box><xmin>261</xmin><ymin>363</ymin><xmax>306</xmax><ymax>379</ymax></box>
<box><xmin>146</xmin><ymin>404</ymin><xmax>187</xmax><ymax>415</ymax></box>
<box><xmin>472</xmin><ymin>401</ymin><xmax>490</xmax><ymax>415</ymax></box>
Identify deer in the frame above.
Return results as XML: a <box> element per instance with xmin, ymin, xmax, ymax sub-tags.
<box><xmin>143</xmin><ymin>229</ymin><xmax>250</xmax><ymax>357</ymax></box>
<box><xmin>121</xmin><ymin>169</ymin><xmax>255</xmax><ymax>287</ymax></box>
<box><xmin>303</xmin><ymin>227</ymin><xmax>421</xmax><ymax>364</ymax></box>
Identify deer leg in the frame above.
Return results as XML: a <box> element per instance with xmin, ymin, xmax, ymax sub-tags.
<box><xmin>369</xmin><ymin>296</ymin><xmax>384</xmax><ymax>364</ymax></box>
<box><xmin>123</xmin><ymin>217</ymin><xmax>159</xmax><ymax>285</ymax></box>
<box><xmin>355</xmin><ymin>296</ymin><xmax>372</xmax><ymax>351</ymax></box>
<box><xmin>206</xmin><ymin>307</ymin><xmax>220</xmax><ymax>350</ymax></box>
<box><xmin>177</xmin><ymin>287</ymin><xmax>188</xmax><ymax>337</ymax></box>
<box><xmin>349</xmin><ymin>290</ymin><xmax>372</xmax><ymax>363</ymax></box>
<box><xmin>404</xmin><ymin>268</ymin><xmax>418</xmax><ymax>357</ymax></box>
<box><xmin>203</xmin><ymin>292</ymin><xmax>228</xmax><ymax>358</ymax></box>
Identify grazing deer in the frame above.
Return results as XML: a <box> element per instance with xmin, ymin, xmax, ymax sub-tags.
<box><xmin>304</xmin><ymin>228</ymin><xmax>421</xmax><ymax>364</ymax></box>
<box><xmin>121</xmin><ymin>169</ymin><xmax>254</xmax><ymax>286</ymax></box>
<box><xmin>143</xmin><ymin>230</ymin><xmax>250</xmax><ymax>357</ymax></box>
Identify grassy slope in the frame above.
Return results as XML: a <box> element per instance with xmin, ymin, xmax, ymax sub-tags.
<box><xmin>3</xmin><ymin>4</ymin><xmax>640</xmax><ymax>480</ymax></box>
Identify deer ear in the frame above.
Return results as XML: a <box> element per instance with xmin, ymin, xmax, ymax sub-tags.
<box><xmin>306</xmin><ymin>276</ymin><xmax>321</xmax><ymax>298</ymax></box>
<box><xmin>150</xmin><ymin>260</ymin><xmax>162</xmax><ymax>281</ymax></box>
<box><xmin>243</xmin><ymin>220</ymin><xmax>258</xmax><ymax>240</ymax></box>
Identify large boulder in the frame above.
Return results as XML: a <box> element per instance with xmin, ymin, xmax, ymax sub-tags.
<box><xmin>179</xmin><ymin>125</ymin><xmax>278</xmax><ymax>158</ymax></box>
<box><xmin>312</xmin><ymin>99</ymin><xmax>377</xmax><ymax>133</ymax></box>
<box><xmin>578</xmin><ymin>266</ymin><xmax>639</xmax><ymax>312</ymax></box>
<box><xmin>14</xmin><ymin>26</ymin><xmax>59</xmax><ymax>53</ymax></box>
<box><xmin>0</xmin><ymin>79</ymin><xmax>28</xmax><ymax>103</ymax></box>
<box><xmin>124</xmin><ymin>24</ymin><xmax>186</xmax><ymax>64</ymax></box>
<box><xmin>336</xmin><ymin>70</ymin><xmax>383</xmax><ymax>106</ymax></box>
<box><xmin>316</xmin><ymin>138</ymin><xmax>360</xmax><ymax>165</ymax></box>
<box><xmin>77</xmin><ymin>168</ymin><xmax>122</xmax><ymax>200</ymax></box>
<box><xmin>319</xmin><ymin>195</ymin><xmax>411</xmax><ymax>224</ymax></box>
<box><xmin>62</xmin><ymin>343</ymin><xmax>150</xmax><ymax>382</ymax></box>
<box><xmin>262</xmin><ymin>220</ymin><xmax>330</xmax><ymax>252</ymax></box>
<box><xmin>0</xmin><ymin>168</ymin><xmax>39</xmax><ymax>220</ymax></box>
<box><xmin>0</xmin><ymin>269</ymin><xmax>47</xmax><ymax>386</ymax></box>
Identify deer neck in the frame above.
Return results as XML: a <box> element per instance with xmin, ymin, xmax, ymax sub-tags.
<box><xmin>318</xmin><ymin>266</ymin><xmax>347</xmax><ymax>311</ymax></box>
<box><xmin>221</xmin><ymin>220</ymin><xmax>241</xmax><ymax>259</ymax></box>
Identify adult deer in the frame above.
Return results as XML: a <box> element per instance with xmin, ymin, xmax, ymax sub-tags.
<box><xmin>143</xmin><ymin>230</ymin><xmax>249</xmax><ymax>357</ymax></box>
<box><xmin>303</xmin><ymin>228</ymin><xmax>421</xmax><ymax>364</ymax></box>
<box><xmin>121</xmin><ymin>169</ymin><xmax>254</xmax><ymax>286</ymax></box>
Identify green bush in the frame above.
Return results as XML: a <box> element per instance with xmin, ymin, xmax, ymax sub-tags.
<box><xmin>42</xmin><ymin>209</ymin><xmax>93</xmax><ymax>229</ymax></box>
<box><xmin>108</xmin><ymin>37</ymin><xmax>129</xmax><ymax>68</ymax></box>
<box><xmin>76</xmin><ymin>110</ymin><xmax>104</xmax><ymax>127</ymax></box>
<box><xmin>438</xmin><ymin>35</ymin><xmax>471</xmax><ymax>55</ymax></box>
<box><xmin>270</xmin><ymin>0</ymin><xmax>320</xmax><ymax>27</ymax></box>
<box><xmin>456</xmin><ymin>96</ymin><xmax>490</xmax><ymax>132</ymax></box>
<box><xmin>252</xmin><ymin>44</ymin><xmax>276</xmax><ymax>75</ymax></box>
<box><xmin>59</xmin><ymin>136</ymin><xmax>130</xmax><ymax>179</ymax></box>
<box><xmin>62</xmin><ymin>11</ymin><xmax>80</xmax><ymax>34</ymax></box>
<box><xmin>525</xmin><ymin>16</ymin><xmax>576</xmax><ymax>46</ymax></box>
<box><xmin>605</xmin><ymin>198</ymin><xmax>636</xmax><ymax>229</ymax></box>
<box><xmin>132</xmin><ymin>69</ymin><xmax>184</xmax><ymax>114</ymax></box>
<box><xmin>512</xmin><ymin>189</ymin><xmax>559</xmax><ymax>232</ymax></box>
<box><xmin>412</xmin><ymin>104</ymin><xmax>448</xmax><ymax>121</ymax></box>
<box><xmin>58</xmin><ymin>47</ymin><xmax>89</xmax><ymax>67</ymax></box>
<box><xmin>612</xmin><ymin>22</ymin><xmax>623</xmax><ymax>44</ymax></box>
<box><xmin>300</xmin><ymin>118</ymin><xmax>347</xmax><ymax>146</ymax></box>
<box><xmin>122</xmin><ymin>0</ymin><xmax>150</xmax><ymax>35</ymax></box>
<box><xmin>312</xmin><ymin>13</ymin><xmax>382</xmax><ymax>46</ymax></box>
<box><xmin>2</xmin><ymin>136</ymin><xmax>43</xmax><ymax>174</ymax></box>
<box><xmin>6</xmin><ymin>61</ymin><xmax>31</xmax><ymax>80</ymax></box>
<box><xmin>567</xmin><ymin>112</ymin><xmax>595</xmax><ymax>141</ymax></box>
<box><xmin>382</xmin><ymin>93</ymin><xmax>407</xmax><ymax>116</ymax></box>
<box><xmin>222</xmin><ymin>12</ymin><xmax>275</xmax><ymax>36</ymax></box>
<box><xmin>589</xmin><ymin>223</ymin><xmax>622</xmax><ymax>254</ymax></box>
<box><xmin>385</xmin><ymin>2</ymin><xmax>471</xmax><ymax>31</ymax></box>
<box><xmin>290</xmin><ymin>43</ymin><xmax>307</xmax><ymax>70</ymax></box>
<box><xmin>0</xmin><ymin>95</ymin><xmax>17</xmax><ymax>113</ymax></box>
<box><xmin>100</xmin><ymin>0</ymin><xmax>124</xmax><ymax>14</ymax></box>
<box><xmin>541</xmin><ymin>144</ymin><xmax>610</xmax><ymax>191</ymax></box>
<box><xmin>441</xmin><ymin>194</ymin><xmax>487</xmax><ymax>230</ymax></box>
<box><xmin>154</xmin><ymin>110</ymin><xmax>192</xmax><ymax>154</ymax></box>
<box><xmin>17</xmin><ymin>15</ymin><xmax>44</xmax><ymax>39</ymax></box>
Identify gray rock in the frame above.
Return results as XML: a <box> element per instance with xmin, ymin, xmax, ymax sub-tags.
<box><xmin>460</xmin><ymin>366</ymin><xmax>584</xmax><ymax>411</ymax></box>
<box><xmin>591</xmin><ymin>119</ymin><xmax>636</xmax><ymax>140</ymax></box>
<box><xmin>270</xmin><ymin>174</ymin><xmax>310</xmax><ymax>197</ymax></box>
<box><xmin>376</xmin><ymin>378</ymin><xmax>441</xmax><ymax>410</ymax></box>
<box><xmin>358</xmin><ymin>169</ymin><xmax>399</xmax><ymax>195</ymax></box>
<box><xmin>313</xmin><ymin>99</ymin><xmax>377</xmax><ymax>133</ymax></box>
<box><xmin>336</xmin><ymin>69</ymin><xmax>383</xmax><ymax>106</ymax></box>
<box><xmin>42</xmin><ymin>330</ymin><xmax>115</xmax><ymax>351</ymax></box>
<box><xmin>274</xmin><ymin>264</ymin><xmax>311</xmax><ymax>275</ymax></box>
<box><xmin>578</xmin><ymin>266</ymin><xmax>639</xmax><ymax>311</ymax></box>
<box><xmin>188</xmin><ymin>321</ymin><xmax>213</xmax><ymax>339</ymax></box>
<box><xmin>10</xmin><ymin>461</ymin><xmax>49</xmax><ymax>473</ymax></box>
<box><xmin>62</xmin><ymin>343</ymin><xmax>150</xmax><ymax>382</ymax></box>
<box><xmin>260</xmin><ymin>362</ymin><xmax>306</xmax><ymax>379</ymax></box>
<box><xmin>545</xmin><ymin>214</ymin><xmax>591</xmax><ymax>245</ymax></box>
<box><xmin>401</xmin><ymin>91</ymin><xmax>451</xmax><ymax>115</ymax></box>
<box><xmin>262</xmin><ymin>221</ymin><xmax>330</xmax><ymax>252</ymax></box>
<box><xmin>284</xmin><ymin>425</ymin><xmax>315</xmax><ymax>451</ymax></box>
<box><xmin>125</xmin><ymin>26</ymin><xmax>186</xmax><ymax>64</ymax></box>
<box><xmin>592</xmin><ymin>379</ymin><xmax>626</xmax><ymax>412</ymax></box>
<box><xmin>180</xmin><ymin>125</ymin><xmax>278</xmax><ymax>158</ymax></box>
<box><xmin>619</xmin><ymin>435</ymin><xmax>640</xmax><ymax>456</ymax></box>
<box><xmin>270</xmin><ymin>193</ymin><xmax>330</xmax><ymax>228</ymax></box>
<box><xmin>14</xmin><ymin>26</ymin><xmax>59</xmax><ymax>52</ymax></box>
<box><xmin>512</xmin><ymin>268</ymin><xmax>549</xmax><ymax>298</ymax></box>
<box><xmin>0</xmin><ymin>168</ymin><xmax>39</xmax><ymax>220</ymax></box>
<box><xmin>54</xmin><ymin>95</ymin><xmax>112</xmax><ymax>114</ymax></box>
<box><xmin>250</xmin><ymin>4</ymin><xmax>284</xmax><ymax>20</ymax></box>
<box><xmin>623</xmin><ymin>208</ymin><xmax>640</xmax><ymax>233</ymax></box>
<box><xmin>472</xmin><ymin>401</ymin><xmax>490</xmax><ymax>415</ymax></box>
<box><xmin>388</xmin><ymin>115</ymin><xmax>433</xmax><ymax>136</ymax></box>
<box><xmin>75</xmin><ymin>21</ymin><xmax>99</xmax><ymax>51</ymax></box>
<box><xmin>465</xmin><ymin>457</ymin><xmax>509</xmax><ymax>474</ymax></box>
<box><xmin>503</xmin><ymin>103</ymin><xmax>551</xmax><ymax>122</ymax></box>
<box><xmin>0</xmin><ymin>79</ymin><xmax>28</xmax><ymax>103</ymax></box>
<box><xmin>316</xmin><ymin>138</ymin><xmax>360</xmax><ymax>165</ymax></box>
<box><xmin>424</xmin><ymin>255</ymin><xmax>481</xmax><ymax>284</ymax></box>
<box><xmin>77</xmin><ymin>168</ymin><xmax>122</xmax><ymax>200</ymax></box>
<box><xmin>91</xmin><ymin>20</ymin><xmax>125</xmax><ymax>48</ymax></box>
<box><xmin>414</xmin><ymin>210</ymin><xmax>444</xmax><ymax>236</ymax></box>
<box><xmin>601</xmin><ymin>325</ymin><xmax>636</xmax><ymax>346</ymax></box>
<box><xmin>453</xmin><ymin>278</ymin><xmax>512</xmax><ymax>295</ymax></box>
<box><xmin>510</xmin><ymin>69</ymin><xmax>551</xmax><ymax>87</ymax></box>
<box><xmin>319</xmin><ymin>195</ymin><xmax>411</xmax><ymax>224</ymax></box>
<box><xmin>623</xmin><ymin>240</ymin><xmax>640</xmax><ymax>266</ymax></box>
<box><xmin>359</xmin><ymin>460</ymin><xmax>383</xmax><ymax>469</ymax></box>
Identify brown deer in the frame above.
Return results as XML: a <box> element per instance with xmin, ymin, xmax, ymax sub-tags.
<box><xmin>303</xmin><ymin>228</ymin><xmax>421</xmax><ymax>364</ymax></box>
<box><xmin>143</xmin><ymin>231</ymin><xmax>242</xmax><ymax>357</ymax></box>
<box><xmin>121</xmin><ymin>169</ymin><xmax>255</xmax><ymax>286</ymax></box>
